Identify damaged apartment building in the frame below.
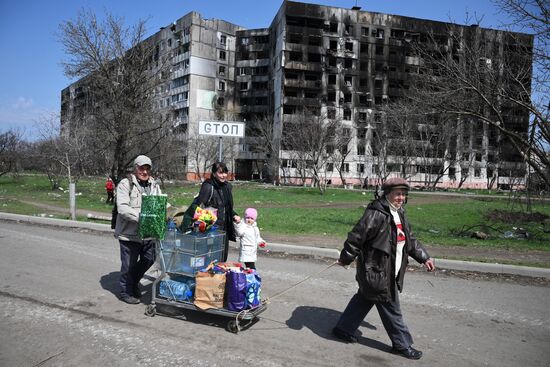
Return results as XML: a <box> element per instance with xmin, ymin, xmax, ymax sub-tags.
<box><xmin>61</xmin><ymin>1</ymin><xmax>532</xmax><ymax>188</ymax></box>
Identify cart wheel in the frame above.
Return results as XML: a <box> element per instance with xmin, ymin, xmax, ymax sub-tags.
<box><xmin>144</xmin><ymin>304</ymin><xmax>157</xmax><ymax>317</ymax></box>
<box><xmin>226</xmin><ymin>320</ymin><xmax>240</xmax><ymax>333</ymax></box>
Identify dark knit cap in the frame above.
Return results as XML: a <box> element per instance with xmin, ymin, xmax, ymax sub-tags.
<box><xmin>382</xmin><ymin>177</ymin><xmax>410</xmax><ymax>193</ymax></box>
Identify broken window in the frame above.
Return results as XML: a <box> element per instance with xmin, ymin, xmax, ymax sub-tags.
<box><xmin>374</xmin><ymin>79</ymin><xmax>383</xmax><ymax>89</ymax></box>
<box><xmin>217</xmin><ymin>97</ymin><xmax>224</xmax><ymax>106</ymax></box>
<box><xmin>240</xmin><ymin>82</ymin><xmax>248</xmax><ymax>91</ymax></box>
<box><xmin>327</xmin><ymin>108</ymin><xmax>336</xmax><ymax>119</ymax></box>
<box><xmin>327</xmin><ymin>56</ymin><xmax>337</xmax><ymax>67</ymax></box>
<box><xmin>241</xmin><ymin>37</ymin><xmax>249</xmax><ymax>45</ymax></box>
<box><xmin>360</xmin><ymin>43</ymin><xmax>369</xmax><ymax>54</ymax></box>
<box><xmin>286</xmin><ymin>72</ymin><xmax>298</xmax><ymax>79</ymax></box>
<box><xmin>289</xmin><ymin>51</ymin><xmax>302</xmax><ymax>61</ymax></box>
<box><xmin>329</xmin><ymin>40</ymin><xmax>338</xmax><ymax>50</ymax></box>
<box><xmin>345</xmin><ymin>24</ymin><xmax>353</xmax><ymax>35</ymax></box>
<box><xmin>328</xmin><ymin>74</ymin><xmax>337</xmax><ymax>85</ymax></box>
<box><xmin>285</xmin><ymin>88</ymin><xmax>298</xmax><ymax>97</ymax></box>
<box><xmin>345</xmin><ymin>42</ymin><xmax>353</xmax><ymax>51</ymax></box>
<box><xmin>219</xmin><ymin>50</ymin><xmax>226</xmax><ymax>60</ymax></box>
<box><xmin>361</xmin><ymin>27</ymin><xmax>369</xmax><ymax>36</ymax></box>
<box><xmin>329</xmin><ymin>22</ymin><xmax>338</xmax><ymax>32</ymax></box>
<box><xmin>220</xmin><ymin>34</ymin><xmax>227</xmax><ymax>45</ymax></box>
<box><xmin>343</xmin><ymin>109</ymin><xmax>352</xmax><ymax>120</ymax></box>
<box><xmin>218</xmin><ymin>81</ymin><xmax>226</xmax><ymax>91</ymax></box>
<box><xmin>344</xmin><ymin>93</ymin><xmax>352</xmax><ymax>103</ymax></box>
<box><xmin>308</xmin><ymin>53</ymin><xmax>321</xmax><ymax>62</ymax></box>
<box><xmin>357</xmin><ymin>163</ymin><xmax>365</xmax><ymax>172</ymax></box>
<box><xmin>309</xmin><ymin>36</ymin><xmax>322</xmax><ymax>46</ymax></box>
<box><xmin>289</xmin><ymin>33</ymin><xmax>302</xmax><ymax>43</ymax></box>
<box><xmin>344</xmin><ymin>75</ymin><xmax>353</xmax><ymax>86</ymax></box>
<box><xmin>375</xmin><ymin>45</ymin><xmax>384</xmax><ymax>56</ymax></box>
<box><xmin>344</xmin><ymin>58</ymin><xmax>353</xmax><ymax>68</ymax></box>
<box><xmin>218</xmin><ymin>65</ymin><xmax>226</xmax><ymax>76</ymax></box>
<box><xmin>360</xmin><ymin>61</ymin><xmax>369</xmax><ymax>71</ymax></box>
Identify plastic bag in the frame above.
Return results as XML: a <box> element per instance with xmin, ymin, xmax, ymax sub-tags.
<box><xmin>138</xmin><ymin>194</ymin><xmax>167</xmax><ymax>239</ymax></box>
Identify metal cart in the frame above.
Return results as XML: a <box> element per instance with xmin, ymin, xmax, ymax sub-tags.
<box><xmin>144</xmin><ymin>229</ymin><xmax>267</xmax><ymax>333</ymax></box>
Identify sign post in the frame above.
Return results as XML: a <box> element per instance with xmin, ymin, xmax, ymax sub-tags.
<box><xmin>198</xmin><ymin>121</ymin><xmax>245</xmax><ymax>162</ymax></box>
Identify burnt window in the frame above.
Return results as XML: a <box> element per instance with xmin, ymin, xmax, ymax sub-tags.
<box><xmin>308</xmin><ymin>53</ymin><xmax>321</xmax><ymax>62</ymax></box>
<box><xmin>328</xmin><ymin>74</ymin><xmax>337</xmax><ymax>85</ymax></box>
<box><xmin>344</xmin><ymin>75</ymin><xmax>353</xmax><ymax>87</ymax></box>
<box><xmin>289</xmin><ymin>33</ymin><xmax>302</xmax><ymax>43</ymax></box>
<box><xmin>289</xmin><ymin>51</ymin><xmax>302</xmax><ymax>61</ymax></box>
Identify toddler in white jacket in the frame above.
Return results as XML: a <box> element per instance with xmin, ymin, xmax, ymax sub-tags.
<box><xmin>233</xmin><ymin>208</ymin><xmax>266</xmax><ymax>270</ymax></box>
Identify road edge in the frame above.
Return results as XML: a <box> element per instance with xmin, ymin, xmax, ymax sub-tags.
<box><xmin>2</xmin><ymin>211</ymin><xmax>549</xmax><ymax>279</ymax></box>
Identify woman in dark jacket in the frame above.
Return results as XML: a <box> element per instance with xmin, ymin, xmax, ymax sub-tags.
<box><xmin>197</xmin><ymin>162</ymin><xmax>240</xmax><ymax>262</ymax></box>
<box><xmin>332</xmin><ymin>177</ymin><xmax>435</xmax><ymax>360</ymax></box>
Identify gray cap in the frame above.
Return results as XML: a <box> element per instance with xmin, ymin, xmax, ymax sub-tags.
<box><xmin>134</xmin><ymin>155</ymin><xmax>152</xmax><ymax>168</ymax></box>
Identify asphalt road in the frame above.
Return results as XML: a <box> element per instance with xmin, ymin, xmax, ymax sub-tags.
<box><xmin>1</xmin><ymin>221</ymin><xmax>549</xmax><ymax>367</ymax></box>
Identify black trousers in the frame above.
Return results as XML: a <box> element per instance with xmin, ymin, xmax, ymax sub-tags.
<box><xmin>334</xmin><ymin>289</ymin><xmax>413</xmax><ymax>350</ymax></box>
<box><xmin>118</xmin><ymin>240</ymin><xmax>155</xmax><ymax>298</ymax></box>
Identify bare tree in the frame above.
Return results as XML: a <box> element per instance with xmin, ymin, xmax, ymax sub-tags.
<box><xmin>0</xmin><ymin>129</ymin><xmax>23</xmax><ymax>176</ymax></box>
<box><xmin>246</xmin><ymin>115</ymin><xmax>281</xmax><ymax>184</ymax></box>
<box><xmin>331</xmin><ymin>125</ymin><xmax>354</xmax><ymax>187</ymax></box>
<box><xmin>59</xmin><ymin>9</ymin><xmax>172</xmax><ymax>181</ymax></box>
<box><xmin>282</xmin><ymin>108</ymin><xmax>341</xmax><ymax>194</ymax></box>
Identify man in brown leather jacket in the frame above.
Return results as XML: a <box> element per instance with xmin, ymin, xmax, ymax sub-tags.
<box><xmin>332</xmin><ymin>177</ymin><xmax>435</xmax><ymax>360</ymax></box>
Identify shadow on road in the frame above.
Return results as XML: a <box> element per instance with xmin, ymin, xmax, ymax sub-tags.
<box><xmin>100</xmin><ymin>271</ymin><xmax>120</xmax><ymax>297</ymax></box>
<box><xmin>286</xmin><ymin>305</ymin><xmax>389</xmax><ymax>352</ymax></box>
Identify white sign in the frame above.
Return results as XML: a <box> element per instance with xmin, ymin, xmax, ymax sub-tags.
<box><xmin>198</xmin><ymin>120</ymin><xmax>245</xmax><ymax>137</ymax></box>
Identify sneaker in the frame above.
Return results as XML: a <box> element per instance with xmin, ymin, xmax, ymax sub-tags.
<box><xmin>119</xmin><ymin>295</ymin><xmax>140</xmax><ymax>304</ymax></box>
<box><xmin>332</xmin><ymin>327</ymin><xmax>358</xmax><ymax>343</ymax></box>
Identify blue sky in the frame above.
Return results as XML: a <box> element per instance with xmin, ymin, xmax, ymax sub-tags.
<box><xmin>0</xmin><ymin>0</ymin><xmax>512</xmax><ymax>140</ymax></box>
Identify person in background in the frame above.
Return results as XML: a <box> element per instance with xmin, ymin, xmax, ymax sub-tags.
<box><xmin>233</xmin><ymin>207</ymin><xmax>266</xmax><ymax>270</ymax></box>
<box><xmin>105</xmin><ymin>177</ymin><xmax>115</xmax><ymax>204</ymax></box>
<box><xmin>196</xmin><ymin>162</ymin><xmax>239</xmax><ymax>262</ymax></box>
<box><xmin>332</xmin><ymin>177</ymin><xmax>435</xmax><ymax>360</ymax></box>
<box><xmin>114</xmin><ymin>155</ymin><xmax>162</xmax><ymax>304</ymax></box>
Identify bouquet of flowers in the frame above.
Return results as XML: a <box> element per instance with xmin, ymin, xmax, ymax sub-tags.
<box><xmin>192</xmin><ymin>206</ymin><xmax>218</xmax><ymax>232</ymax></box>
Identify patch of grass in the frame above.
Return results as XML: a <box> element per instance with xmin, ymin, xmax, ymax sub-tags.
<box><xmin>1</xmin><ymin>174</ymin><xmax>549</xmax><ymax>251</ymax></box>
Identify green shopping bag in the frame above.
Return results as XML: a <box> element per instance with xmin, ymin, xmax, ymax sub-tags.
<box><xmin>138</xmin><ymin>194</ymin><xmax>168</xmax><ymax>240</ymax></box>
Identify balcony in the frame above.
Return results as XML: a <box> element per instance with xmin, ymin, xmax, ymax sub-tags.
<box><xmin>171</xmin><ymin>99</ymin><xmax>189</xmax><ymax>109</ymax></box>
<box><xmin>173</xmin><ymin>116</ymin><xmax>188</xmax><ymax>127</ymax></box>
<box><xmin>170</xmin><ymin>85</ymin><xmax>189</xmax><ymax>95</ymax></box>
<box><xmin>172</xmin><ymin>68</ymin><xmax>189</xmax><ymax>79</ymax></box>
<box><xmin>172</xmin><ymin>52</ymin><xmax>190</xmax><ymax>64</ymax></box>
<box><xmin>284</xmin><ymin>61</ymin><xmax>323</xmax><ymax>72</ymax></box>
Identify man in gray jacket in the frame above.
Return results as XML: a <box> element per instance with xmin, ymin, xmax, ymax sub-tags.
<box><xmin>332</xmin><ymin>177</ymin><xmax>435</xmax><ymax>359</ymax></box>
<box><xmin>114</xmin><ymin>155</ymin><xmax>162</xmax><ymax>304</ymax></box>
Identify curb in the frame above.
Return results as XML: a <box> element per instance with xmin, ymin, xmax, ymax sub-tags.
<box><xmin>2</xmin><ymin>211</ymin><xmax>550</xmax><ymax>279</ymax></box>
